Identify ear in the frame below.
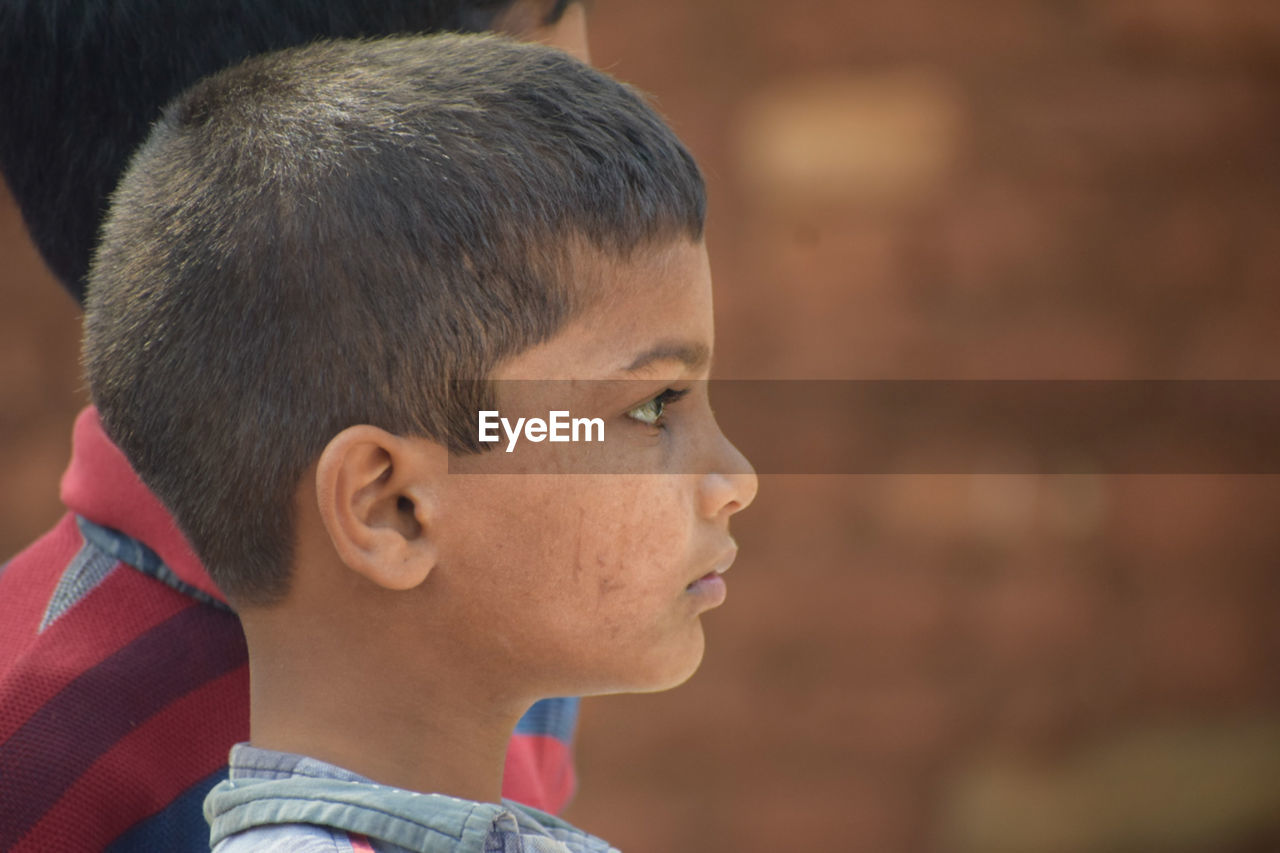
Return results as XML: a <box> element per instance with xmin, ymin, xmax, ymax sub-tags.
<box><xmin>314</xmin><ymin>425</ymin><xmax>446</xmax><ymax>591</ymax></box>
<box><xmin>492</xmin><ymin>0</ymin><xmax>591</xmax><ymax>63</ymax></box>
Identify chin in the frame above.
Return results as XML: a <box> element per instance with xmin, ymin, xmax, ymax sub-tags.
<box><xmin>573</xmin><ymin>623</ymin><xmax>710</xmax><ymax>697</ymax></box>
<box><xmin>627</xmin><ymin>629</ymin><xmax>708</xmax><ymax>694</ymax></box>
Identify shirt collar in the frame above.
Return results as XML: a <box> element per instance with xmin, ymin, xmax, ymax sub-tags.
<box><xmin>60</xmin><ymin>406</ymin><xmax>226</xmax><ymax>604</ymax></box>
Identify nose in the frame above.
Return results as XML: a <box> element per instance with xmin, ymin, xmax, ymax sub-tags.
<box><xmin>699</xmin><ymin>431</ymin><xmax>758</xmax><ymax>520</ymax></box>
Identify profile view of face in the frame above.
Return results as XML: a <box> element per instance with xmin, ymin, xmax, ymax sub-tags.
<box><xmin>434</xmin><ymin>239</ymin><xmax>758</xmax><ymax>701</ymax></box>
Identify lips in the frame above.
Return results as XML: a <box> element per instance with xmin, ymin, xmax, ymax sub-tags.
<box><xmin>686</xmin><ymin>571</ymin><xmax>719</xmax><ymax>589</ymax></box>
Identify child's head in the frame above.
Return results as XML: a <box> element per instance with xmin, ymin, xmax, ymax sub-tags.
<box><xmin>85</xmin><ymin>34</ymin><xmax>755</xmax><ymax>700</ymax></box>
<box><xmin>1</xmin><ymin>0</ymin><xmax>588</xmax><ymax>299</ymax></box>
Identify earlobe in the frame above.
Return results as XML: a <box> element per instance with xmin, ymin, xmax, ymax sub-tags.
<box><xmin>314</xmin><ymin>425</ymin><xmax>442</xmax><ymax>592</ymax></box>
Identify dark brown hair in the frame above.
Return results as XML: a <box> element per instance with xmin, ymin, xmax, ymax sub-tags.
<box><xmin>83</xmin><ymin>34</ymin><xmax>705</xmax><ymax>605</ymax></box>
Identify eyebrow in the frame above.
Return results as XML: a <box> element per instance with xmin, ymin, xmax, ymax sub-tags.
<box><xmin>621</xmin><ymin>340</ymin><xmax>712</xmax><ymax>374</ymax></box>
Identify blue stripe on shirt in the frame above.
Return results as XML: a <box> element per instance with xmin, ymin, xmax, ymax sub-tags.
<box><xmin>106</xmin><ymin>768</ymin><xmax>227</xmax><ymax>853</ymax></box>
<box><xmin>514</xmin><ymin>697</ymin><xmax>579</xmax><ymax>743</ymax></box>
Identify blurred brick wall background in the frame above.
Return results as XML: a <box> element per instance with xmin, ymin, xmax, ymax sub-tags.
<box><xmin>2</xmin><ymin>1</ymin><xmax>1279</xmax><ymax>851</ymax></box>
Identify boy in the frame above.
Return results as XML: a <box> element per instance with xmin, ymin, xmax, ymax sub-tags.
<box><xmin>83</xmin><ymin>33</ymin><xmax>756</xmax><ymax>851</ymax></box>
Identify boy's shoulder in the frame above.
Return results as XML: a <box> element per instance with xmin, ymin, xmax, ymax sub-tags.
<box><xmin>211</xmin><ymin>818</ymin><xmax>608</xmax><ymax>853</ymax></box>
<box><xmin>206</xmin><ymin>745</ymin><xmax>619</xmax><ymax>853</ymax></box>
<box><xmin>213</xmin><ymin>824</ymin><xmax>366</xmax><ymax>853</ymax></box>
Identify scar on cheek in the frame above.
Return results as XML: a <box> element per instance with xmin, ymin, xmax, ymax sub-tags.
<box><xmin>596</xmin><ymin>574</ymin><xmax>625</xmax><ymax>601</ymax></box>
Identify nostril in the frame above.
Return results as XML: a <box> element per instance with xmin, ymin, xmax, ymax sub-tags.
<box><xmin>698</xmin><ymin>470</ymin><xmax>758</xmax><ymax>520</ymax></box>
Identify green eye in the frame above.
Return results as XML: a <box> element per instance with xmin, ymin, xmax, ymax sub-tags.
<box><xmin>626</xmin><ymin>388</ymin><xmax>689</xmax><ymax>427</ymax></box>
<box><xmin>627</xmin><ymin>397</ymin><xmax>664</xmax><ymax>426</ymax></box>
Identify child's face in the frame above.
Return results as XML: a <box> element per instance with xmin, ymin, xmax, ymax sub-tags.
<box><xmin>435</xmin><ymin>239</ymin><xmax>757</xmax><ymax>699</ymax></box>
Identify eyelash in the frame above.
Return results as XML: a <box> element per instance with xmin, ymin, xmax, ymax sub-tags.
<box><xmin>626</xmin><ymin>388</ymin><xmax>689</xmax><ymax>429</ymax></box>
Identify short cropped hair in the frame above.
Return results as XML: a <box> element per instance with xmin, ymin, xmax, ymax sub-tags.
<box><xmin>0</xmin><ymin>0</ymin><xmax>574</xmax><ymax>300</ymax></box>
<box><xmin>83</xmin><ymin>34</ymin><xmax>705</xmax><ymax>605</ymax></box>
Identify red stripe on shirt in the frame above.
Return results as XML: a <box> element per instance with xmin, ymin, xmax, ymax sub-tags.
<box><xmin>14</xmin><ymin>665</ymin><xmax>249</xmax><ymax>853</ymax></box>
<box><xmin>0</xmin><ymin>514</ymin><xmax>82</xmax><ymax>673</ymax></box>
<box><xmin>0</xmin><ymin>552</ymin><xmax>195</xmax><ymax>743</ymax></box>
<box><xmin>347</xmin><ymin>833</ymin><xmax>377</xmax><ymax>853</ymax></box>
<box><xmin>0</xmin><ymin>604</ymin><xmax>247</xmax><ymax>849</ymax></box>
<box><xmin>503</xmin><ymin>733</ymin><xmax>576</xmax><ymax>814</ymax></box>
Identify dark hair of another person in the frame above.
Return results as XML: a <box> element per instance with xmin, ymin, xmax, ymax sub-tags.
<box><xmin>83</xmin><ymin>34</ymin><xmax>706</xmax><ymax>606</ymax></box>
<box><xmin>0</xmin><ymin>0</ymin><xmax>575</xmax><ymax>301</ymax></box>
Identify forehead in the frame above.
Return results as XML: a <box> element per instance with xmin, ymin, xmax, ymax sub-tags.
<box><xmin>494</xmin><ymin>239</ymin><xmax>713</xmax><ymax>381</ymax></box>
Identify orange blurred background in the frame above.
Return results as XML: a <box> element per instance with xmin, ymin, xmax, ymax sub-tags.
<box><xmin>3</xmin><ymin>2</ymin><xmax>1279</xmax><ymax>851</ymax></box>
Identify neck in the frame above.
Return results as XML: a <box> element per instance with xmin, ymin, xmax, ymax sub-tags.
<box><xmin>240</xmin><ymin>603</ymin><xmax>524</xmax><ymax>804</ymax></box>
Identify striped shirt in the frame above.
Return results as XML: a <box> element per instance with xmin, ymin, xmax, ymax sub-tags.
<box><xmin>0</xmin><ymin>408</ymin><xmax>578</xmax><ymax>852</ymax></box>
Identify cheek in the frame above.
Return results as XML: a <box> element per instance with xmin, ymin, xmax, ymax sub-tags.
<box><xmin>494</xmin><ymin>477</ymin><xmax>694</xmax><ymax>643</ymax></box>
<box><xmin>446</xmin><ymin>474</ymin><xmax>684</xmax><ymax>564</ymax></box>
<box><xmin>443</xmin><ymin>476</ymin><xmax>692</xmax><ymax>623</ymax></box>
<box><xmin>442</xmin><ymin>475</ymin><xmax>705</xmax><ymax>693</ymax></box>
<box><xmin>573</xmin><ymin>479</ymin><xmax>688</xmax><ymax>584</ymax></box>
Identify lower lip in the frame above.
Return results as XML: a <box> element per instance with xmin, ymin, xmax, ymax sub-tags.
<box><xmin>686</xmin><ymin>572</ymin><xmax>727</xmax><ymax>607</ymax></box>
